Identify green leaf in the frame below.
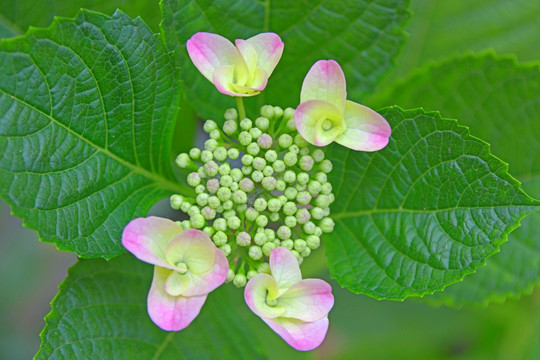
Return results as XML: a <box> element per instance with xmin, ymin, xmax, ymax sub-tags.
<box><xmin>386</xmin><ymin>0</ymin><xmax>540</xmax><ymax>79</ymax></box>
<box><xmin>373</xmin><ymin>54</ymin><xmax>540</xmax><ymax>306</ymax></box>
<box><xmin>36</xmin><ymin>254</ymin><xmax>267</xmax><ymax>359</ymax></box>
<box><xmin>160</xmin><ymin>0</ymin><xmax>411</xmax><ymax>120</ymax></box>
<box><xmin>0</xmin><ymin>0</ymin><xmax>162</xmax><ymax>35</ymax></box>
<box><xmin>0</xmin><ymin>10</ymin><xmax>191</xmax><ymax>259</ymax></box>
<box><xmin>325</xmin><ymin>106</ymin><xmax>539</xmax><ymax>300</ymax></box>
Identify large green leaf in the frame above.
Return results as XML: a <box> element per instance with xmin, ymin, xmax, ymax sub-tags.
<box><xmin>160</xmin><ymin>0</ymin><xmax>410</xmax><ymax>120</ymax></box>
<box><xmin>36</xmin><ymin>254</ymin><xmax>267</xmax><ymax>359</ymax></box>
<box><xmin>0</xmin><ymin>0</ymin><xmax>162</xmax><ymax>35</ymax></box>
<box><xmin>325</xmin><ymin>106</ymin><xmax>539</xmax><ymax>300</ymax></box>
<box><xmin>386</xmin><ymin>0</ymin><xmax>540</xmax><ymax>79</ymax></box>
<box><xmin>374</xmin><ymin>54</ymin><xmax>540</xmax><ymax>306</ymax></box>
<box><xmin>0</xmin><ymin>10</ymin><xmax>192</xmax><ymax>259</ymax></box>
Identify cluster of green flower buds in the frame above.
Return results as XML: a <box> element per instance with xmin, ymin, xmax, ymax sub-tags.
<box><xmin>170</xmin><ymin>105</ymin><xmax>335</xmax><ymax>287</ymax></box>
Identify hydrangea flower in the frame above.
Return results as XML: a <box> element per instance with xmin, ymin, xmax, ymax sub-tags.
<box><xmin>245</xmin><ymin>247</ymin><xmax>334</xmax><ymax>351</ymax></box>
<box><xmin>122</xmin><ymin>217</ymin><xmax>228</xmax><ymax>331</ymax></box>
<box><xmin>187</xmin><ymin>32</ymin><xmax>284</xmax><ymax>97</ymax></box>
<box><xmin>295</xmin><ymin>60</ymin><xmax>391</xmax><ymax>151</ymax></box>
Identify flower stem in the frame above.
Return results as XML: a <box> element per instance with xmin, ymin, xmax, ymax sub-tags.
<box><xmin>236</xmin><ymin>97</ymin><xmax>246</xmax><ymax>120</ymax></box>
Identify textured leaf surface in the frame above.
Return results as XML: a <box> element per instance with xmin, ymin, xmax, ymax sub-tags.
<box><xmin>387</xmin><ymin>0</ymin><xmax>540</xmax><ymax>79</ymax></box>
<box><xmin>325</xmin><ymin>106</ymin><xmax>539</xmax><ymax>300</ymax></box>
<box><xmin>375</xmin><ymin>54</ymin><xmax>540</xmax><ymax>306</ymax></box>
<box><xmin>0</xmin><ymin>0</ymin><xmax>161</xmax><ymax>35</ymax></box>
<box><xmin>0</xmin><ymin>10</ymin><xmax>190</xmax><ymax>259</ymax></box>
<box><xmin>36</xmin><ymin>254</ymin><xmax>267</xmax><ymax>359</ymax></box>
<box><xmin>160</xmin><ymin>0</ymin><xmax>410</xmax><ymax>120</ymax></box>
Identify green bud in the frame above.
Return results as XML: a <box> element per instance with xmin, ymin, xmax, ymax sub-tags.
<box><xmin>217</xmin><ymin>176</ymin><xmax>231</xmax><ymax>189</ymax></box>
<box><xmin>222</xmin><ymin>200</ymin><xmax>234</xmax><ymax>210</ymax></box>
<box><xmin>239</xmin><ymin>131</ymin><xmax>252</xmax><ymax>146</ymax></box>
<box><xmin>315</xmin><ymin>194</ymin><xmax>332</xmax><ymax>208</ymax></box>
<box><xmin>247</xmin><ymin>142</ymin><xmax>260</xmax><ymax>156</ymax></box>
<box><xmin>227</xmin><ymin>216</ymin><xmax>241</xmax><ymax>230</ymax></box>
<box><xmin>252</xmin><ymin>157</ymin><xmax>266</xmax><ymax>171</ymax></box>
<box><xmin>190</xmin><ymin>214</ymin><xmax>205</xmax><ymax>229</ymax></box>
<box><xmin>223</xmin><ymin>120</ymin><xmax>238</xmax><ymax>136</ymax></box>
<box><xmin>187</xmin><ymin>172</ymin><xmax>200</xmax><ymax>187</ymax></box>
<box><xmin>194</xmin><ymin>184</ymin><xmax>205</xmax><ymax>194</ymax></box>
<box><xmin>267</xmin><ymin>198</ymin><xmax>282</xmax><ymax>212</ymax></box>
<box><xmin>196</xmin><ymin>193</ymin><xmax>209</xmax><ymax>207</ymax></box>
<box><xmin>300</xmin><ymin>147</ymin><xmax>310</xmax><ymax>156</ymax></box>
<box><xmin>273</xmin><ymin>106</ymin><xmax>284</xmax><ymax>119</ymax></box>
<box><xmin>262</xmin><ymin>177</ymin><xmax>276</xmax><ymax>191</ymax></box>
<box><xmin>201</xmin><ymin>206</ymin><xmax>216</xmax><ymax>220</ymax></box>
<box><xmin>285</xmin><ymin>215</ymin><xmax>297</xmax><ymax>227</ymax></box>
<box><xmin>188</xmin><ymin>205</ymin><xmax>200</xmax><ymax>217</ymax></box>
<box><xmin>251</xmin><ymin>170</ymin><xmax>264</xmax><ymax>183</ymax></box>
<box><xmin>272</xmin><ymin>160</ymin><xmax>286</xmax><ymax>173</ymax></box>
<box><xmin>278</xmin><ymin>134</ymin><xmax>293</xmax><ymax>148</ymax></box>
<box><xmin>320</xmin><ymin>217</ymin><xmax>335</xmax><ymax>233</ymax></box>
<box><xmin>297</xmin><ymin>173</ymin><xmax>309</xmax><ymax>185</ymax></box>
<box><xmin>265</xmin><ymin>150</ymin><xmax>278</xmax><ymax>163</ymax></box>
<box><xmin>203</xmin><ymin>119</ymin><xmax>218</xmax><ymax>133</ymax></box>
<box><xmin>217</xmin><ymin>163</ymin><xmax>230</xmax><ymax>176</ymax></box>
<box><xmin>319</xmin><ymin>159</ymin><xmax>333</xmax><ymax>173</ymax></box>
<box><xmin>175</xmin><ymin>153</ymin><xmax>191</xmax><ymax>168</ymax></box>
<box><xmin>265</xmin><ymin>229</ymin><xmax>276</xmax><ymax>241</ymax></box>
<box><xmin>239</xmin><ymin>178</ymin><xmax>255</xmax><ymax>192</ymax></box>
<box><xmin>206</xmin><ymin>179</ymin><xmax>219</xmax><ymax>193</ymax></box>
<box><xmin>242</xmin><ymin>165</ymin><xmax>253</xmax><ymax>175</ymax></box>
<box><xmin>255</xmin><ymin>116</ymin><xmax>269</xmax><ymax>130</ymax></box>
<box><xmin>213</xmin><ymin>218</ymin><xmax>227</xmax><ymax>232</ymax></box>
<box><xmin>249</xmin><ymin>245</ymin><xmax>263</xmax><ymax>260</ymax></box>
<box><xmin>217</xmin><ymin>187</ymin><xmax>232</xmax><ymax>202</ymax></box>
<box><xmin>294</xmin><ymin>239</ymin><xmax>307</xmax><ymax>252</ymax></box>
<box><xmin>284</xmin><ymin>187</ymin><xmax>298</xmax><ymax>200</ymax></box>
<box><xmin>262</xmin><ymin>165</ymin><xmax>274</xmax><ymax>177</ymax></box>
<box><xmin>321</xmin><ymin>182</ymin><xmax>332</xmax><ymax>195</ymax></box>
<box><xmin>228</xmin><ymin>148</ymin><xmax>240</xmax><ymax>160</ymax></box>
<box><xmin>262</xmin><ymin>242</ymin><xmax>276</xmax><ymax>256</ymax></box>
<box><xmin>170</xmin><ymin>194</ymin><xmax>183</xmax><ymax>210</ymax></box>
<box><xmin>226</xmin><ymin>269</ymin><xmax>235</xmax><ymax>283</ymax></box>
<box><xmin>204</xmin><ymin>139</ymin><xmax>218</xmax><ymax>151</ymax></box>
<box><xmin>283</xmin><ymin>107</ymin><xmax>295</xmax><ymax>120</ymax></box>
<box><xmin>303</xmin><ymin>221</ymin><xmax>316</xmax><ymax>234</ymax></box>
<box><xmin>299</xmin><ymin>155</ymin><xmax>314</xmax><ymax>171</ymax></box>
<box><xmin>258</xmin><ymin>263</ymin><xmax>271</xmax><ymax>274</ymax></box>
<box><xmin>310</xmin><ymin>207</ymin><xmax>325</xmax><ymax>220</ymax></box>
<box><xmin>230</xmin><ymin>182</ymin><xmax>239</xmax><ymax>191</ymax></box>
<box><xmin>181</xmin><ymin>220</ymin><xmax>191</xmax><ymax>229</ymax></box>
<box><xmin>292</xmin><ymin>250</ymin><xmax>303</xmax><ymax>264</ymax></box>
<box><xmin>306</xmin><ymin>235</ymin><xmax>320</xmax><ymax>249</ymax></box>
<box><xmin>294</xmin><ymin>134</ymin><xmax>309</xmax><ymax>148</ymax></box>
<box><xmin>240</xmin><ymin>118</ymin><xmax>252</xmax><ymax>131</ymax></box>
<box><xmin>283</xmin><ymin>171</ymin><xmax>296</xmax><ymax>184</ymax></box>
<box><xmin>260</xmin><ymin>105</ymin><xmax>274</xmax><ymax>118</ymax></box>
<box><xmin>180</xmin><ymin>201</ymin><xmax>192</xmax><ymax>213</ymax></box>
<box><xmin>257</xmin><ymin>134</ymin><xmax>273</xmax><ymax>149</ymax></box>
<box><xmin>223</xmin><ymin>210</ymin><xmax>236</xmax><ymax>219</ymax></box>
<box><xmin>314</xmin><ymin>226</ymin><xmax>323</xmax><ymax>236</ymax></box>
<box><xmin>283</xmin><ymin>152</ymin><xmax>298</xmax><ymax>166</ymax></box>
<box><xmin>275</xmin><ymin>180</ymin><xmax>286</xmax><ymax>191</ymax></box>
<box><xmin>237</xmin><ymin>204</ymin><xmax>247</xmax><ymax>214</ymax></box>
<box><xmin>254</xmin><ymin>232</ymin><xmax>267</xmax><ymax>246</ymax></box>
<box><xmin>296</xmin><ymin>191</ymin><xmax>312</xmax><ymax>205</ymax></box>
<box><xmin>213</xmin><ymin>147</ymin><xmax>227</xmax><ymax>162</ymax></box>
<box><xmin>273</xmin><ymin>239</ymin><xmax>281</xmax><ymax>247</ymax></box>
<box><xmin>230</xmin><ymin>168</ymin><xmax>243</xmax><ymax>182</ymax></box>
<box><xmin>254</xmin><ymin>198</ymin><xmax>267</xmax><ymax>212</ymax></box>
<box><xmin>312</xmin><ymin>149</ymin><xmax>324</xmax><ymax>162</ymax></box>
<box><xmin>197</xmin><ymin>166</ymin><xmax>206</xmax><ymax>179</ymax></box>
<box><xmin>247</xmin><ymin>269</ymin><xmax>258</xmax><ymax>280</ymax></box>
<box><xmin>246</xmin><ymin>207</ymin><xmax>259</xmax><ymax>222</ymax></box>
<box><xmin>296</xmin><ymin>208</ymin><xmax>311</xmax><ymax>224</ymax></box>
<box><xmin>209</xmin><ymin>129</ymin><xmax>221</xmax><ymax>140</ymax></box>
<box><xmin>241</xmin><ymin>154</ymin><xmax>253</xmax><ymax>166</ymax></box>
<box><xmin>256</xmin><ymin>215</ymin><xmax>268</xmax><ymax>227</ymax></box>
<box><xmin>208</xmin><ymin>195</ymin><xmax>221</xmax><ymax>209</ymax></box>
<box><xmin>203</xmin><ymin>226</ymin><xmax>215</xmax><ymax>237</ymax></box>
<box><xmin>269</xmin><ymin>212</ymin><xmax>280</xmax><ymax>222</ymax></box>
<box><xmin>277</xmin><ymin>225</ymin><xmax>291</xmax><ymax>239</ymax></box>
<box><xmin>300</xmin><ymin>247</ymin><xmax>311</xmax><ymax>257</ymax></box>
<box><xmin>286</xmin><ymin>118</ymin><xmax>296</xmax><ymax>131</ymax></box>
<box><xmin>224</xmin><ymin>108</ymin><xmax>238</xmax><ymax>121</ymax></box>
<box><xmin>233</xmin><ymin>273</ymin><xmax>247</xmax><ymax>287</ymax></box>
<box><xmin>249</xmin><ymin>127</ymin><xmax>262</xmax><ymax>140</ymax></box>
<box><xmin>200</xmin><ymin>150</ymin><xmax>213</xmax><ymax>163</ymax></box>
<box><xmin>281</xmin><ymin>239</ymin><xmax>294</xmax><ymax>250</ymax></box>
<box><xmin>307</xmin><ymin>180</ymin><xmax>322</xmax><ymax>195</ymax></box>
<box><xmin>236</xmin><ymin>231</ymin><xmax>251</xmax><ymax>246</ymax></box>
<box><xmin>296</xmin><ymin>183</ymin><xmax>307</xmax><ymax>191</ymax></box>
<box><xmin>289</xmin><ymin>144</ymin><xmax>300</xmax><ymax>154</ymax></box>
<box><xmin>233</xmin><ymin>190</ymin><xmax>248</xmax><ymax>204</ymax></box>
<box><xmin>221</xmin><ymin>243</ymin><xmax>232</xmax><ymax>256</ymax></box>
<box><xmin>283</xmin><ymin>202</ymin><xmax>297</xmax><ymax>216</ymax></box>
<box><xmin>189</xmin><ymin>147</ymin><xmax>201</xmax><ymax>160</ymax></box>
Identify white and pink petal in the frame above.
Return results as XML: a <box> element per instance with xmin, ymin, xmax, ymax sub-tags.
<box><xmin>294</xmin><ymin>99</ymin><xmax>343</xmax><ymax>147</ymax></box>
<box><xmin>277</xmin><ymin>279</ymin><xmax>334</xmax><ymax>322</ymax></box>
<box><xmin>240</xmin><ymin>32</ymin><xmax>284</xmax><ymax>76</ymax></box>
<box><xmin>263</xmin><ymin>316</ymin><xmax>330</xmax><ymax>351</ymax></box>
<box><xmin>269</xmin><ymin>247</ymin><xmax>303</xmax><ymax>292</ymax></box>
<box><xmin>180</xmin><ymin>246</ymin><xmax>229</xmax><ymax>297</ymax></box>
<box><xmin>300</xmin><ymin>60</ymin><xmax>347</xmax><ymax>112</ymax></box>
<box><xmin>165</xmin><ymin>229</ymin><xmax>216</xmax><ymax>275</ymax></box>
<box><xmin>245</xmin><ymin>273</ymin><xmax>286</xmax><ymax>319</ymax></box>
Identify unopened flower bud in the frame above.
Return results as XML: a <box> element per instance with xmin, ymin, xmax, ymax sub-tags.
<box><xmin>255</xmin><ymin>116</ymin><xmax>269</xmax><ymax>130</ymax></box>
<box><xmin>303</xmin><ymin>221</ymin><xmax>316</xmax><ymax>234</ymax></box>
<box><xmin>275</xmin><ymin>180</ymin><xmax>286</xmax><ymax>191</ymax></box>
<box><xmin>227</xmin><ymin>216</ymin><xmax>241</xmax><ymax>230</ymax></box>
<box><xmin>271</xmin><ymin>160</ymin><xmax>284</xmax><ymax>173</ymax></box>
<box><xmin>283</xmin><ymin>152</ymin><xmax>297</xmax><ymax>166</ymax></box>
<box><xmin>230</xmin><ymin>168</ymin><xmax>243</xmax><ymax>182</ymax></box>
<box><xmin>283</xmin><ymin>107</ymin><xmax>295</xmax><ymax>120</ymax></box>
<box><xmin>262</xmin><ymin>166</ymin><xmax>274</xmax><ymax>177</ymax></box>
<box><xmin>239</xmin><ymin>178</ymin><xmax>255</xmax><ymax>192</ymax></box>
<box><xmin>308</xmin><ymin>180</ymin><xmax>322</xmax><ymax>195</ymax></box>
<box><xmin>278</xmin><ymin>134</ymin><xmax>293</xmax><ymax>149</ymax></box>
<box><xmin>320</xmin><ymin>217</ymin><xmax>335</xmax><ymax>233</ymax></box>
<box><xmin>254</xmin><ymin>198</ymin><xmax>267</xmax><ymax>212</ymax></box>
<box><xmin>281</xmin><ymin>239</ymin><xmax>294</xmax><ymax>250</ymax></box>
<box><xmin>208</xmin><ymin>195</ymin><xmax>221</xmax><ymax>209</ymax></box>
<box><xmin>203</xmin><ymin>120</ymin><xmax>218</xmax><ymax>133</ymax></box>
<box><xmin>209</xmin><ymin>129</ymin><xmax>221</xmax><ymax>140</ymax></box>
<box><xmin>260</xmin><ymin>105</ymin><xmax>274</xmax><ymax>118</ymax></box>
<box><xmin>180</xmin><ymin>202</ymin><xmax>192</xmax><ymax>213</ymax></box>
<box><xmin>291</xmin><ymin>250</ymin><xmax>303</xmax><ymax>264</ymax></box>
<box><xmin>197</xmin><ymin>167</ymin><xmax>206</xmax><ymax>179</ymax></box>
<box><xmin>251</xmin><ymin>170</ymin><xmax>264</xmax><ymax>183</ymax></box>
<box><xmin>249</xmin><ymin>127</ymin><xmax>262</xmax><ymax>140</ymax></box>
<box><xmin>186</xmin><ymin>172</ymin><xmax>200</xmax><ymax>187</ymax></box>
<box><xmin>273</xmin><ymin>106</ymin><xmax>283</xmax><ymax>119</ymax></box>
<box><xmin>224</xmin><ymin>108</ymin><xmax>238</xmax><ymax>121</ymax></box>
<box><xmin>297</xmin><ymin>172</ymin><xmax>309</xmax><ymax>185</ymax></box>
<box><xmin>204</xmin><ymin>139</ymin><xmax>218</xmax><ymax>151</ymax></box>
<box><xmin>189</xmin><ymin>148</ymin><xmax>201</xmax><ymax>160</ymax></box>
<box><xmin>236</xmin><ymin>231</ymin><xmax>251</xmax><ymax>246</ymax></box>
<box><xmin>315</xmin><ymin>194</ymin><xmax>332</xmax><ymax>208</ymax></box>
<box><xmin>310</xmin><ymin>207</ymin><xmax>324</xmax><ymax>220</ymax></box>
<box><xmin>294</xmin><ymin>134</ymin><xmax>309</xmax><ymax>148</ymax></box>
<box><xmin>286</xmin><ymin>118</ymin><xmax>296</xmax><ymax>131</ymax></box>
<box><xmin>247</xmin><ymin>269</ymin><xmax>258</xmax><ymax>280</ymax></box>
<box><xmin>203</xmin><ymin>226</ymin><xmax>215</xmax><ymax>237</ymax></box>
<box><xmin>247</xmin><ymin>142</ymin><xmax>260</xmax><ymax>156</ymax></box>
<box><xmin>200</xmin><ymin>150</ymin><xmax>213</xmax><ymax>163</ymax></box>
<box><xmin>299</xmin><ymin>156</ymin><xmax>314</xmax><ymax>171</ymax></box>
<box><xmin>196</xmin><ymin>193</ymin><xmax>208</xmax><ymax>207</ymax></box>
<box><xmin>265</xmin><ymin>150</ymin><xmax>278</xmax><ymax>163</ymax></box>
<box><xmin>300</xmin><ymin>247</ymin><xmax>311</xmax><ymax>257</ymax></box>
<box><xmin>277</xmin><ymin>225</ymin><xmax>291</xmax><ymax>240</ymax></box>
<box><xmin>219</xmin><ymin>163</ymin><xmax>231</xmax><ymax>176</ymax></box>
<box><xmin>213</xmin><ymin>147</ymin><xmax>227</xmax><ymax>162</ymax></box>
<box><xmin>222</xmin><ymin>200</ymin><xmax>233</xmax><ymax>210</ymax></box>
<box><xmin>206</xmin><ymin>179</ymin><xmax>220</xmax><ymax>193</ymax></box>
<box><xmin>239</xmin><ymin>131</ymin><xmax>252</xmax><ymax>146</ymax></box>
<box><xmin>249</xmin><ymin>246</ymin><xmax>263</xmax><ymax>260</ymax></box>
<box><xmin>256</xmin><ymin>215</ymin><xmax>268</xmax><ymax>227</ymax></box>
<box><xmin>246</xmin><ymin>207</ymin><xmax>259</xmax><ymax>222</ymax></box>
<box><xmin>170</xmin><ymin>194</ymin><xmax>183</xmax><ymax>209</ymax></box>
<box><xmin>181</xmin><ymin>220</ymin><xmax>191</xmax><ymax>229</ymax></box>
<box><xmin>221</xmin><ymin>243</ymin><xmax>232</xmax><ymax>256</ymax></box>
<box><xmin>284</xmin><ymin>187</ymin><xmax>298</xmax><ymax>200</ymax></box>
<box><xmin>267</xmin><ymin>198</ymin><xmax>282</xmax><ymax>212</ymax></box>
<box><xmin>233</xmin><ymin>273</ymin><xmax>247</xmax><ymax>287</ymax></box>
<box><xmin>223</xmin><ymin>120</ymin><xmax>237</xmax><ymax>136</ymax></box>
<box><xmin>188</xmin><ymin>205</ymin><xmax>200</xmax><ymax>217</ymax></box>
<box><xmin>226</xmin><ymin>269</ymin><xmax>235</xmax><ymax>282</ymax></box>
<box><xmin>227</xmin><ymin>148</ymin><xmax>240</xmax><ymax>160</ymax></box>
<box><xmin>233</xmin><ymin>190</ymin><xmax>247</xmax><ymax>204</ymax></box>
<box><xmin>213</xmin><ymin>218</ymin><xmax>227</xmax><ymax>232</ymax></box>
<box><xmin>269</xmin><ymin>212</ymin><xmax>280</xmax><ymax>222</ymax></box>
<box><xmin>202</xmin><ymin>206</ymin><xmax>216</xmax><ymax>220</ymax></box>
<box><xmin>314</xmin><ymin>226</ymin><xmax>323</xmax><ymax>236</ymax></box>
<box><xmin>257</xmin><ymin>134</ymin><xmax>272</xmax><ymax>149</ymax></box>
<box><xmin>285</xmin><ymin>215</ymin><xmax>297</xmax><ymax>227</ymax></box>
<box><xmin>262</xmin><ymin>242</ymin><xmax>276</xmax><ymax>256</ymax></box>
<box><xmin>312</xmin><ymin>149</ymin><xmax>324</xmax><ymax>162</ymax></box>
<box><xmin>289</xmin><ymin>144</ymin><xmax>300</xmax><ymax>154</ymax></box>
<box><xmin>190</xmin><ymin>214</ymin><xmax>205</xmax><ymax>229</ymax></box>
<box><xmin>252</xmin><ymin>157</ymin><xmax>266</xmax><ymax>171</ymax></box>
<box><xmin>307</xmin><ymin>235</ymin><xmax>320</xmax><ymax>249</ymax></box>
<box><xmin>230</xmin><ymin>182</ymin><xmax>239</xmax><ymax>192</ymax></box>
<box><xmin>294</xmin><ymin>239</ymin><xmax>307</xmax><ymax>252</ymax></box>
<box><xmin>175</xmin><ymin>153</ymin><xmax>191</xmax><ymax>168</ymax></box>
<box><xmin>216</xmin><ymin>187</ymin><xmax>231</xmax><ymax>202</ymax></box>
<box><xmin>300</xmin><ymin>147</ymin><xmax>310</xmax><ymax>156</ymax></box>
<box><xmin>295</xmin><ymin>208</ymin><xmax>311</xmax><ymax>224</ymax></box>
<box><xmin>254</xmin><ymin>232</ymin><xmax>267</xmax><ymax>246</ymax></box>
<box><xmin>262</xmin><ymin>177</ymin><xmax>276</xmax><ymax>191</ymax></box>
<box><xmin>296</xmin><ymin>191</ymin><xmax>312</xmax><ymax>205</ymax></box>
<box><xmin>320</xmin><ymin>182</ymin><xmax>332</xmax><ymax>194</ymax></box>
<box><xmin>240</xmin><ymin>118</ymin><xmax>252</xmax><ymax>131</ymax></box>
<box><xmin>242</xmin><ymin>165</ymin><xmax>253</xmax><ymax>175</ymax></box>
<box><xmin>258</xmin><ymin>263</ymin><xmax>271</xmax><ymax>274</ymax></box>
<box><xmin>319</xmin><ymin>159</ymin><xmax>333</xmax><ymax>173</ymax></box>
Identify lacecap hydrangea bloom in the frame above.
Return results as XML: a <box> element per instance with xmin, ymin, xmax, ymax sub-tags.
<box><xmin>122</xmin><ymin>217</ymin><xmax>228</xmax><ymax>331</ymax></box>
<box><xmin>187</xmin><ymin>32</ymin><xmax>284</xmax><ymax>97</ymax></box>
<box><xmin>295</xmin><ymin>60</ymin><xmax>391</xmax><ymax>151</ymax></box>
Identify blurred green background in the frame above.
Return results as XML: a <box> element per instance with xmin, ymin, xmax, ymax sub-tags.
<box><xmin>1</xmin><ymin>0</ymin><xmax>540</xmax><ymax>359</ymax></box>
